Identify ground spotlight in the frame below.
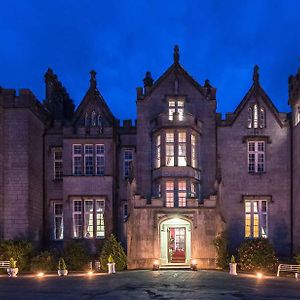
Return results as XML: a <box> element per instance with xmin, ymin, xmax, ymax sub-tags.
<box><xmin>190</xmin><ymin>259</ymin><xmax>197</xmax><ymax>271</ymax></box>
<box><xmin>256</xmin><ymin>272</ymin><xmax>263</xmax><ymax>279</ymax></box>
<box><xmin>37</xmin><ymin>272</ymin><xmax>44</xmax><ymax>277</ymax></box>
<box><xmin>153</xmin><ymin>260</ymin><xmax>160</xmax><ymax>271</ymax></box>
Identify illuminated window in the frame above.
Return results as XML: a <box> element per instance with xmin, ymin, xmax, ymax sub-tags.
<box><xmin>253</xmin><ymin>104</ymin><xmax>258</xmax><ymax>128</ymax></box>
<box><xmin>190</xmin><ymin>182</ymin><xmax>198</xmax><ymax>198</ymax></box>
<box><xmin>166</xmin><ymin>181</ymin><xmax>174</xmax><ymax>207</ymax></box>
<box><xmin>54</xmin><ymin>202</ymin><xmax>63</xmax><ymax>240</ymax></box>
<box><xmin>178</xmin><ymin>181</ymin><xmax>186</xmax><ymax>207</ymax></box>
<box><xmin>124</xmin><ymin>149</ymin><xmax>133</xmax><ymax>178</ymax></box>
<box><xmin>73</xmin><ymin>198</ymin><xmax>105</xmax><ymax>239</ymax></box>
<box><xmin>295</xmin><ymin>106</ymin><xmax>300</xmax><ymax>126</ymax></box>
<box><xmin>84</xmin><ymin>200</ymin><xmax>94</xmax><ymax>238</ymax></box>
<box><xmin>259</xmin><ymin>107</ymin><xmax>265</xmax><ymax>128</ymax></box>
<box><xmin>54</xmin><ymin>149</ymin><xmax>63</xmax><ymax>180</ymax></box>
<box><xmin>168</xmin><ymin>99</ymin><xmax>184</xmax><ymax>121</ymax></box>
<box><xmin>245</xmin><ymin>199</ymin><xmax>268</xmax><ymax>238</ymax></box>
<box><xmin>73</xmin><ymin>200</ymin><xmax>82</xmax><ymax>238</ymax></box>
<box><xmin>84</xmin><ymin>144</ymin><xmax>94</xmax><ymax>175</ymax></box>
<box><xmin>96</xmin><ymin>144</ymin><xmax>105</xmax><ymax>175</ymax></box>
<box><xmin>73</xmin><ymin>144</ymin><xmax>82</xmax><ymax>175</ymax></box>
<box><xmin>155</xmin><ymin>135</ymin><xmax>161</xmax><ymax>168</ymax></box>
<box><xmin>248</xmin><ymin>141</ymin><xmax>265</xmax><ymax>173</ymax></box>
<box><xmin>247</xmin><ymin>107</ymin><xmax>253</xmax><ymax>128</ymax></box>
<box><xmin>178</xmin><ymin>131</ymin><xmax>187</xmax><ymax>166</ymax></box>
<box><xmin>166</xmin><ymin>132</ymin><xmax>175</xmax><ymax>166</ymax></box>
<box><xmin>96</xmin><ymin>200</ymin><xmax>105</xmax><ymax>238</ymax></box>
<box><xmin>191</xmin><ymin>134</ymin><xmax>197</xmax><ymax>168</ymax></box>
<box><xmin>248</xmin><ymin>105</ymin><xmax>265</xmax><ymax>129</ymax></box>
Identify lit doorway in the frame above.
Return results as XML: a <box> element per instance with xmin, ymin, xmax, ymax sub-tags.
<box><xmin>160</xmin><ymin>218</ymin><xmax>191</xmax><ymax>265</ymax></box>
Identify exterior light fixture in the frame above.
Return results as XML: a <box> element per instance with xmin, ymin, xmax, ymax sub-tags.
<box><xmin>87</xmin><ymin>271</ymin><xmax>94</xmax><ymax>276</ymax></box>
<box><xmin>37</xmin><ymin>272</ymin><xmax>44</xmax><ymax>277</ymax></box>
<box><xmin>256</xmin><ymin>272</ymin><xmax>263</xmax><ymax>279</ymax></box>
<box><xmin>190</xmin><ymin>259</ymin><xmax>197</xmax><ymax>271</ymax></box>
<box><xmin>153</xmin><ymin>260</ymin><xmax>160</xmax><ymax>271</ymax></box>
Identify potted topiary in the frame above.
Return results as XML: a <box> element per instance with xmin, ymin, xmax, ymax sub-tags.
<box><xmin>7</xmin><ymin>257</ymin><xmax>18</xmax><ymax>277</ymax></box>
<box><xmin>107</xmin><ymin>254</ymin><xmax>116</xmax><ymax>274</ymax></box>
<box><xmin>57</xmin><ymin>257</ymin><xmax>68</xmax><ymax>276</ymax></box>
<box><xmin>229</xmin><ymin>255</ymin><xmax>237</xmax><ymax>275</ymax></box>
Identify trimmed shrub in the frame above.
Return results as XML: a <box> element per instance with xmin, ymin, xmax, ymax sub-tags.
<box><xmin>31</xmin><ymin>251</ymin><xmax>56</xmax><ymax>273</ymax></box>
<box><xmin>64</xmin><ymin>240</ymin><xmax>90</xmax><ymax>271</ymax></box>
<box><xmin>58</xmin><ymin>257</ymin><xmax>67</xmax><ymax>270</ymax></box>
<box><xmin>238</xmin><ymin>238</ymin><xmax>278</xmax><ymax>272</ymax></box>
<box><xmin>213</xmin><ymin>231</ymin><xmax>229</xmax><ymax>269</ymax></box>
<box><xmin>0</xmin><ymin>240</ymin><xmax>33</xmax><ymax>271</ymax></box>
<box><xmin>99</xmin><ymin>234</ymin><xmax>127</xmax><ymax>272</ymax></box>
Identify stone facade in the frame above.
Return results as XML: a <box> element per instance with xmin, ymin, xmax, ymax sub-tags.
<box><xmin>0</xmin><ymin>47</ymin><xmax>300</xmax><ymax>268</ymax></box>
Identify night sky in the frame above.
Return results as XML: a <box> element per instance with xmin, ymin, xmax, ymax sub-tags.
<box><xmin>1</xmin><ymin>0</ymin><xmax>300</xmax><ymax>120</ymax></box>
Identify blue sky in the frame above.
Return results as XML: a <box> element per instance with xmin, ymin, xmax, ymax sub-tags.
<box><xmin>0</xmin><ymin>0</ymin><xmax>300</xmax><ymax>120</ymax></box>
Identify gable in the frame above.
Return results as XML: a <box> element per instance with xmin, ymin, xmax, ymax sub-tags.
<box><xmin>72</xmin><ymin>71</ymin><xmax>115</xmax><ymax>127</ymax></box>
<box><xmin>222</xmin><ymin>67</ymin><xmax>284</xmax><ymax>128</ymax></box>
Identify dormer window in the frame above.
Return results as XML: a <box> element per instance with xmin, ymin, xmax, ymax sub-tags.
<box><xmin>248</xmin><ymin>104</ymin><xmax>265</xmax><ymax>129</ymax></box>
<box><xmin>168</xmin><ymin>99</ymin><xmax>184</xmax><ymax>121</ymax></box>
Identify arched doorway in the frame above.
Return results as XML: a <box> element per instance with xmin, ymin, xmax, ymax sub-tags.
<box><xmin>159</xmin><ymin>217</ymin><xmax>191</xmax><ymax>265</ymax></box>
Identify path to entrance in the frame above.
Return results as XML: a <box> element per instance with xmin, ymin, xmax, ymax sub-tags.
<box><xmin>0</xmin><ymin>270</ymin><xmax>299</xmax><ymax>299</ymax></box>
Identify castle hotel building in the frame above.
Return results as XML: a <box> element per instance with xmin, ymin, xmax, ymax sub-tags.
<box><xmin>1</xmin><ymin>47</ymin><xmax>300</xmax><ymax>269</ymax></box>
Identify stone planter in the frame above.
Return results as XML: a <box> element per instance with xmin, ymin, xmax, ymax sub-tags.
<box><xmin>7</xmin><ymin>268</ymin><xmax>19</xmax><ymax>277</ymax></box>
<box><xmin>229</xmin><ymin>263</ymin><xmax>237</xmax><ymax>275</ymax></box>
<box><xmin>58</xmin><ymin>269</ymin><xmax>68</xmax><ymax>276</ymax></box>
<box><xmin>107</xmin><ymin>262</ymin><xmax>116</xmax><ymax>274</ymax></box>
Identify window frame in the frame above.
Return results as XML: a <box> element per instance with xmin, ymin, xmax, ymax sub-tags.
<box><xmin>53</xmin><ymin>202</ymin><xmax>63</xmax><ymax>240</ymax></box>
<box><xmin>245</xmin><ymin>199</ymin><xmax>268</xmax><ymax>238</ymax></box>
<box><xmin>178</xmin><ymin>131</ymin><xmax>187</xmax><ymax>167</ymax></box>
<box><xmin>72</xmin><ymin>144</ymin><xmax>82</xmax><ymax>175</ymax></box>
<box><xmin>248</xmin><ymin>141</ymin><xmax>265</xmax><ymax>173</ymax></box>
<box><xmin>72</xmin><ymin>198</ymin><xmax>105</xmax><ymax>239</ymax></box>
<box><xmin>53</xmin><ymin>148</ymin><xmax>63</xmax><ymax>180</ymax></box>
<box><xmin>168</xmin><ymin>98</ymin><xmax>185</xmax><ymax>121</ymax></box>
<box><xmin>95</xmin><ymin>144</ymin><xmax>105</xmax><ymax>176</ymax></box>
<box><xmin>165</xmin><ymin>131</ymin><xmax>175</xmax><ymax>166</ymax></box>
<box><xmin>84</xmin><ymin>144</ymin><xmax>94</xmax><ymax>176</ymax></box>
<box><xmin>123</xmin><ymin>148</ymin><xmax>134</xmax><ymax>178</ymax></box>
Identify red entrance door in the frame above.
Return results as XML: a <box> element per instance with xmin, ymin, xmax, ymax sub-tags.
<box><xmin>168</xmin><ymin>227</ymin><xmax>186</xmax><ymax>263</ymax></box>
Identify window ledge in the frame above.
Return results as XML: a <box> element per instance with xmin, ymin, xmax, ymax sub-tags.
<box><xmin>248</xmin><ymin>172</ymin><xmax>266</xmax><ymax>175</ymax></box>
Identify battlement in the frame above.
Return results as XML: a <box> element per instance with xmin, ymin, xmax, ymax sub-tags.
<box><xmin>288</xmin><ymin>68</ymin><xmax>300</xmax><ymax>106</ymax></box>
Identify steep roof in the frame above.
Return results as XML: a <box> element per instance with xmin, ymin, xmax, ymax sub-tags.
<box><xmin>72</xmin><ymin>70</ymin><xmax>115</xmax><ymax>126</ymax></box>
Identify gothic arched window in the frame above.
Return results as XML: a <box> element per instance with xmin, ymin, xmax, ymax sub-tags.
<box><xmin>253</xmin><ymin>104</ymin><xmax>258</xmax><ymax>128</ymax></box>
<box><xmin>248</xmin><ymin>104</ymin><xmax>265</xmax><ymax>129</ymax></box>
<box><xmin>98</xmin><ymin>114</ymin><xmax>102</xmax><ymax>127</ymax></box>
<box><xmin>91</xmin><ymin>111</ymin><xmax>96</xmax><ymax>126</ymax></box>
<box><xmin>259</xmin><ymin>107</ymin><xmax>265</xmax><ymax>128</ymax></box>
<box><xmin>85</xmin><ymin>112</ymin><xmax>90</xmax><ymax>127</ymax></box>
<box><xmin>247</xmin><ymin>107</ymin><xmax>253</xmax><ymax>128</ymax></box>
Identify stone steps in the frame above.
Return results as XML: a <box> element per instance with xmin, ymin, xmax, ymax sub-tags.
<box><xmin>160</xmin><ymin>264</ymin><xmax>191</xmax><ymax>270</ymax></box>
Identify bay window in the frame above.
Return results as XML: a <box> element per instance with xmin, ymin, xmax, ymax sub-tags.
<box><xmin>166</xmin><ymin>132</ymin><xmax>175</xmax><ymax>166</ymax></box>
<box><xmin>155</xmin><ymin>135</ymin><xmax>161</xmax><ymax>168</ymax></box>
<box><xmin>191</xmin><ymin>133</ymin><xmax>197</xmax><ymax>168</ymax></box>
<box><xmin>178</xmin><ymin>181</ymin><xmax>186</xmax><ymax>207</ymax></box>
<box><xmin>178</xmin><ymin>131</ymin><xmax>187</xmax><ymax>166</ymax></box>
<box><xmin>166</xmin><ymin>181</ymin><xmax>174</xmax><ymax>207</ymax></box>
